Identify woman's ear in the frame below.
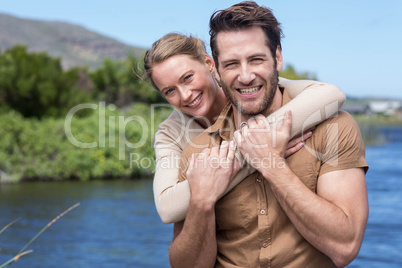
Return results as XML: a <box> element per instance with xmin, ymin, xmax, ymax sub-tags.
<box><xmin>204</xmin><ymin>54</ymin><xmax>221</xmax><ymax>86</ymax></box>
<box><xmin>204</xmin><ymin>54</ymin><xmax>216</xmax><ymax>74</ymax></box>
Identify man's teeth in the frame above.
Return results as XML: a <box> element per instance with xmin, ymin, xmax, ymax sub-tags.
<box><xmin>239</xmin><ymin>87</ymin><xmax>260</xmax><ymax>94</ymax></box>
<box><xmin>188</xmin><ymin>94</ymin><xmax>202</xmax><ymax>107</ymax></box>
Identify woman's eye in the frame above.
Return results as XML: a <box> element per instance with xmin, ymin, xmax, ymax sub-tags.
<box><xmin>165</xmin><ymin>88</ymin><xmax>175</xmax><ymax>95</ymax></box>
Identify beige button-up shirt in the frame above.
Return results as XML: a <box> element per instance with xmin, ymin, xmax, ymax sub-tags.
<box><xmin>179</xmin><ymin>89</ymin><xmax>368</xmax><ymax>267</ymax></box>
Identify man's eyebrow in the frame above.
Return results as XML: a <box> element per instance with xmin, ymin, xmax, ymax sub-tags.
<box><xmin>220</xmin><ymin>53</ymin><xmax>268</xmax><ymax>65</ymax></box>
<box><xmin>248</xmin><ymin>53</ymin><xmax>268</xmax><ymax>59</ymax></box>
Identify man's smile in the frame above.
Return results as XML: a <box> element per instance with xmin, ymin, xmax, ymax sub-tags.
<box><xmin>237</xmin><ymin>86</ymin><xmax>261</xmax><ymax>95</ymax></box>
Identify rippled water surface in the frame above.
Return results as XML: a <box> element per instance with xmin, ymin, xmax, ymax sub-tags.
<box><xmin>1</xmin><ymin>127</ymin><xmax>401</xmax><ymax>267</ymax></box>
<box><xmin>0</xmin><ymin>179</ymin><xmax>172</xmax><ymax>267</ymax></box>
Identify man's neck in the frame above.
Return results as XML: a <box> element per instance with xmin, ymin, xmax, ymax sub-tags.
<box><xmin>233</xmin><ymin>87</ymin><xmax>283</xmax><ymax>129</ymax></box>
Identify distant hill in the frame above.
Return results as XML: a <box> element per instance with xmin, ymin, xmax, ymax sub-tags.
<box><xmin>0</xmin><ymin>13</ymin><xmax>146</xmax><ymax>70</ymax></box>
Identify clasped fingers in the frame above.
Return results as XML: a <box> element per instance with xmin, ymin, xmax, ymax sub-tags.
<box><xmin>187</xmin><ymin>141</ymin><xmax>238</xmax><ymax>176</ymax></box>
<box><xmin>186</xmin><ymin>140</ymin><xmax>240</xmax><ymax>200</ymax></box>
<box><xmin>234</xmin><ymin>111</ymin><xmax>293</xmax><ymax>161</ymax></box>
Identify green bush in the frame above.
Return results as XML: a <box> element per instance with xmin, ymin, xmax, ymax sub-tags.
<box><xmin>0</xmin><ymin>103</ymin><xmax>172</xmax><ymax>182</ymax></box>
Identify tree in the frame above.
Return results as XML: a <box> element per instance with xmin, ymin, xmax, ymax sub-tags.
<box><xmin>122</xmin><ymin>53</ymin><xmax>166</xmax><ymax>104</ymax></box>
<box><xmin>90</xmin><ymin>53</ymin><xmax>166</xmax><ymax>107</ymax></box>
<box><xmin>0</xmin><ymin>46</ymin><xmax>91</xmax><ymax>118</ymax></box>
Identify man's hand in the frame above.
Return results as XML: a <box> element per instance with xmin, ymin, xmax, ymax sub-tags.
<box><xmin>169</xmin><ymin>140</ymin><xmax>242</xmax><ymax>268</ymax></box>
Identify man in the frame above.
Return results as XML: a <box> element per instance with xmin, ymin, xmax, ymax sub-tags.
<box><xmin>169</xmin><ymin>2</ymin><xmax>369</xmax><ymax>267</ymax></box>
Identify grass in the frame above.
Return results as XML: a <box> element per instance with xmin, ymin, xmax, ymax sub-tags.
<box><xmin>351</xmin><ymin>114</ymin><xmax>402</xmax><ymax>145</ymax></box>
<box><xmin>0</xmin><ymin>203</ymin><xmax>80</xmax><ymax>267</ymax></box>
<box><xmin>353</xmin><ymin>114</ymin><xmax>402</xmax><ymax>127</ymax></box>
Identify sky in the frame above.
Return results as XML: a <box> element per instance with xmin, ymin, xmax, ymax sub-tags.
<box><xmin>1</xmin><ymin>0</ymin><xmax>401</xmax><ymax>99</ymax></box>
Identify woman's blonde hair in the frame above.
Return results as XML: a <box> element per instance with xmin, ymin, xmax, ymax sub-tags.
<box><xmin>143</xmin><ymin>33</ymin><xmax>207</xmax><ymax>90</ymax></box>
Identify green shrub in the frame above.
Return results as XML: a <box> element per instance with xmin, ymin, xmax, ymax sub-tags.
<box><xmin>89</xmin><ymin>54</ymin><xmax>166</xmax><ymax>106</ymax></box>
<box><xmin>0</xmin><ymin>103</ymin><xmax>172</xmax><ymax>182</ymax></box>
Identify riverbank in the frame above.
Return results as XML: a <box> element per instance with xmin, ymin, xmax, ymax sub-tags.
<box><xmin>353</xmin><ymin>114</ymin><xmax>402</xmax><ymax>145</ymax></box>
<box><xmin>1</xmin><ymin>106</ymin><xmax>400</xmax><ymax>183</ymax></box>
<box><xmin>353</xmin><ymin>114</ymin><xmax>402</xmax><ymax>127</ymax></box>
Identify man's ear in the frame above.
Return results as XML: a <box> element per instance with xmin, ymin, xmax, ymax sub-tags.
<box><xmin>275</xmin><ymin>46</ymin><xmax>283</xmax><ymax>72</ymax></box>
<box><xmin>214</xmin><ymin>71</ymin><xmax>222</xmax><ymax>87</ymax></box>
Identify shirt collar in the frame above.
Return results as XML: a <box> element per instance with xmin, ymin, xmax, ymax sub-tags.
<box><xmin>205</xmin><ymin>102</ymin><xmax>234</xmax><ymax>141</ymax></box>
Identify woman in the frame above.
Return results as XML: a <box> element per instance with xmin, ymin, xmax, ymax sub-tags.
<box><xmin>143</xmin><ymin>33</ymin><xmax>345</xmax><ymax>224</ymax></box>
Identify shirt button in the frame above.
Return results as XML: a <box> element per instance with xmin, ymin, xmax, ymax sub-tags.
<box><xmin>256</xmin><ymin>178</ymin><xmax>262</xmax><ymax>183</ymax></box>
<box><xmin>260</xmin><ymin>209</ymin><xmax>266</xmax><ymax>215</ymax></box>
<box><xmin>262</xmin><ymin>242</ymin><xmax>268</xmax><ymax>248</ymax></box>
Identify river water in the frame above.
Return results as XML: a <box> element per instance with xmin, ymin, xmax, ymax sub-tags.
<box><xmin>1</xmin><ymin>127</ymin><xmax>401</xmax><ymax>267</ymax></box>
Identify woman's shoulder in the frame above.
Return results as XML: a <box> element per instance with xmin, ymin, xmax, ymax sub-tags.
<box><xmin>158</xmin><ymin>109</ymin><xmax>201</xmax><ymax>132</ymax></box>
<box><xmin>155</xmin><ymin>109</ymin><xmax>204</xmax><ymax>151</ymax></box>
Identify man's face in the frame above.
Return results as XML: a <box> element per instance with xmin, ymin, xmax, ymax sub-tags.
<box><xmin>215</xmin><ymin>26</ymin><xmax>283</xmax><ymax>116</ymax></box>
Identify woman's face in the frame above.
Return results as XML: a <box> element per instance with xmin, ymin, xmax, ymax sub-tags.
<box><xmin>152</xmin><ymin>54</ymin><xmax>220</xmax><ymax>119</ymax></box>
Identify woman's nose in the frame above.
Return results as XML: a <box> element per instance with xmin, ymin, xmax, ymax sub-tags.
<box><xmin>178</xmin><ymin>87</ymin><xmax>192</xmax><ymax>102</ymax></box>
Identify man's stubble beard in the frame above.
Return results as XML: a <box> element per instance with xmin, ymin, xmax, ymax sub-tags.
<box><xmin>221</xmin><ymin>68</ymin><xmax>279</xmax><ymax>117</ymax></box>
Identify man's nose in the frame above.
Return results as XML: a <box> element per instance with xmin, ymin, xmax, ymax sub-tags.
<box><xmin>238</xmin><ymin>65</ymin><xmax>256</xmax><ymax>85</ymax></box>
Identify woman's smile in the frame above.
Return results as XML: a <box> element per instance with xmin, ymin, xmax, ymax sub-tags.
<box><xmin>186</xmin><ymin>93</ymin><xmax>203</xmax><ymax>108</ymax></box>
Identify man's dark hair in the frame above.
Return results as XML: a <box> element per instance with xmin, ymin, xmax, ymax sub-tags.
<box><xmin>209</xmin><ymin>1</ymin><xmax>283</xmax><ymax>68</ymax></box>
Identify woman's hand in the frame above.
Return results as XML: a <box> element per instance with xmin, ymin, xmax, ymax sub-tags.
<box><xmin>186</xmin><ymin>140</ymin><xmax>241</xmax><ymax>206</ymax></box>
<box><xmin>284</xmin><ymin>129</ymin><xmax>313</xmax><ymax>158</ymax></box>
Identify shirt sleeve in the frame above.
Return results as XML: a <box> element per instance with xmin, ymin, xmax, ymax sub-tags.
<box><xmin>275</xmin><ymin>77</ymin><xmax>345</xmax><ymax>138</ymax></box>
<box><xmin>317</xmin><ymin>111</ymin><xmax>368</xmax><ymax>175</ymax></box>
